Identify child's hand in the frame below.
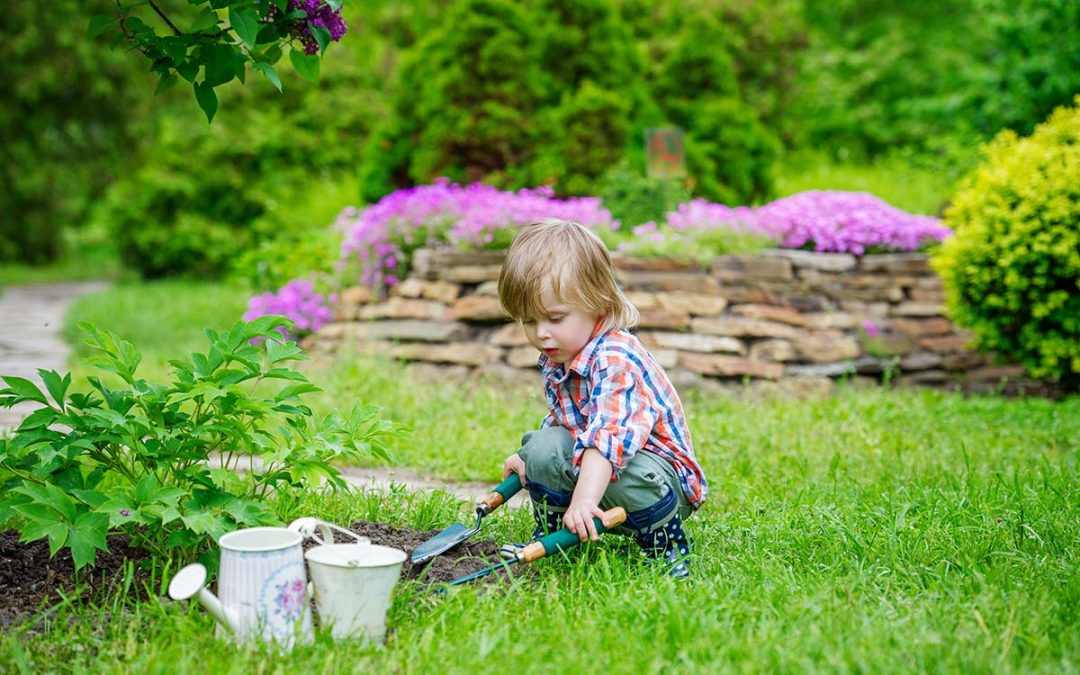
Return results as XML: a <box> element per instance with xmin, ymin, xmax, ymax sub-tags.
<box><xmin>503</xmin><ymin>453</ymin><xmax>526</xmax><ymax>486</ymax></box>
<box><xmin>563</xmin><ymin>498</ymin><xmax>606</xmax><ymax>542</ymax></box>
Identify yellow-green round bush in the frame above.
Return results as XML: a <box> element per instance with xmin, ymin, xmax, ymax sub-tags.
<box><xmin>934</xmin><ymin>96</ymin><xmax>1080</xmax><ymax>387</ymax></box>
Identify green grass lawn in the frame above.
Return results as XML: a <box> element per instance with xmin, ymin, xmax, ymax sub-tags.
<box><xmin>2</xmin><ymin>365</ymin><xmax>1077</xmax><ymax>673</ymax></box>
<box><xmin>3</xmin><ymin>282</ymin><xmax>1077</xmax><ymax>673</ymax></box>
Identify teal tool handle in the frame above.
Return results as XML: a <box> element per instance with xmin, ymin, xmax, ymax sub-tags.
<box><xmin>522</xmin><ymin>507</ymin><xmax>627</xmax><ymax>562</ymax></box>
<box><xmin>494</xmin><ymin>473</ymin><xmax>522</xmax><ymax>500</ymax></box>
<box><xmin>477</xmin><ymin>473</ymin><xmax>523</xmax><ymax>514</ymax></box>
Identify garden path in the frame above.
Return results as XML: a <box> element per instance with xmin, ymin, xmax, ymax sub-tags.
<box><xmin>0</xmin><ymin>282</ymin><xmax>110</xmax><ymax>431</ymax></box>
<box><xmin>0</xmin><ymin>282</ymin><xmax>523</xmax><ymax>507</ymax></box>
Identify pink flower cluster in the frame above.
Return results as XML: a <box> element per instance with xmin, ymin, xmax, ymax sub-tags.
<box><xmin>663</xmin><ymin>191</ymin><xmax>950</xmax><ymax>255</ymax></box>
<box><xmin>337</xmin><ymin>178</ymin><xmax>617</xmax><ymax>287</ymax></box>
<box><xmin>243</xmin><ymin>279</ymin><xmax>336</xmax><ymax>336</ymax></box>
<box><xmin>664</xmin><ymin>199</ymin><xmax>791</xmax><ymax>242</ymax></box>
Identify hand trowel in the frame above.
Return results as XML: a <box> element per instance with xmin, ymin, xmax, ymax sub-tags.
<box><xmin>411</xmin><ymin>473</ymin><xmax>523</xmax><ymax>564</ymax></box>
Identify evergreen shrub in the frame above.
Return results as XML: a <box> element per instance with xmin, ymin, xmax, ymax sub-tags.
<box><xmin>934</xmin><ymin>96</ymin><xmax>1080</xmax><ymax>386</ymax></box>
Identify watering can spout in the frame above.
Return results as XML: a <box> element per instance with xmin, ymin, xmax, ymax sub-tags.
<box><xmin>168</xmin><ymin>563</ymin><xmax>242</xmax><ymax>637</ymax></box>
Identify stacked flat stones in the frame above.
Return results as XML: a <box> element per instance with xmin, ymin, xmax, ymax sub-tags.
<box><xmin>306</xmin><ymin>248</ymin><xmax>1028</xmax><ymax>391</ymax></box>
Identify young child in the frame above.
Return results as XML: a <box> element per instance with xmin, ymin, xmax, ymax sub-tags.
<box><xmin>496</xmin><ymin>218</ymin><xmax>707</xmax><ymax>578</ymax></box>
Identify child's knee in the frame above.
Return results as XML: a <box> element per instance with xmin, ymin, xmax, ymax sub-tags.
<box><xmin>516</xmin><ymin>426</ymin><xmax>576</xmax><ymax>493</ymax></box>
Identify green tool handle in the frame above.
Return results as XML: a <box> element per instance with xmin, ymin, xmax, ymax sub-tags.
<box><xmin>477</xmin><ymin>473</ymin><xmax>523</xmax><ymax>514</ymax></box>
<box><xmin>519</xmin><ymin>506</ymin><xmax>627</xmax><ymax>563</ymax></box>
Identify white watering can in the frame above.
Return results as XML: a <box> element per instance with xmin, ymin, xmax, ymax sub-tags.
<box><xmin>291</xmin><ymin>517</ymin><xmax>407</xmax><ymax>644</ymax></box>
<box><xmin>168</xmin><ymin>519</ymin><xmax>405</xmax><ymax>646</ymax></box>
<box><xmin>167</xmin><ymin>521</ymin><xmax>368</xmax><ymax>649</ymax></box>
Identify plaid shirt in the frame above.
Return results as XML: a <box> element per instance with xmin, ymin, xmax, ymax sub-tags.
<box><xmin>537</xmin><ymin>328</ymin><xmax>707</xmax><ymax>509</ymax></box>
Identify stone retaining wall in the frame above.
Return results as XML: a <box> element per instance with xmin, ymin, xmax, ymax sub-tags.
<box><xmin>306</xmin><ymin>247</ymin><xmax>1036</xmax><ymax>393</ymax></box>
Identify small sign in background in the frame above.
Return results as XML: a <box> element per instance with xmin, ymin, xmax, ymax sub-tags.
<box><xmin>645</xmin><ymin>127</ymin><xmax>686</xmax><ymax>179</ymax></box>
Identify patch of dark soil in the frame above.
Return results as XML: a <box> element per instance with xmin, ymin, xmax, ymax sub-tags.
<box><xmin>0</xmin><ymin>530</ymin><xmax>151</xmax><ymax>630</ymax></box>
<box><xmin>0</xmin><ymin>520</ymin><xmax>519</xmax><ymax>628</ymax></box>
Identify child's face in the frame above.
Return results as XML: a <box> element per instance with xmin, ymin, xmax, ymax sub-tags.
<box><xmin>520</xmin><ymin>288</ymin><xmax>601</xmax><ymax>365</ymax></box>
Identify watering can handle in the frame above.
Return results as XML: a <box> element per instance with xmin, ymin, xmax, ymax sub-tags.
<box><xmin>288</xmin><ymin>518</ymin><xmax>370</xmax><ymax>546</ymax></box>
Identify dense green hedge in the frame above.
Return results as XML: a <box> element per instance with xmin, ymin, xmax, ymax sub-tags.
<box><xmin>0</xmin><ymin>0</ymin><xmax>144</xmax><ymax>263</ymax></box>
<box><xmin>797</xmin><ymin>0</ymin><xmax>1080</xmax><ymax>164</ymax></box>
<box><xmin>934</xmin><ymin>97</ymin><xmax>1080</xmax><ymax>386</ymax></box>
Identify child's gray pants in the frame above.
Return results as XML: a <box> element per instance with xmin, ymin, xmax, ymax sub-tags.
<box><xmin>516</xmin><ymin>426</ymin><xmax>693</xmax><ymax>535</ymax></box>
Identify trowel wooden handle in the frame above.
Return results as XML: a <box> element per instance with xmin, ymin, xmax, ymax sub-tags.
<box><xmin>477</xmin><ymin>473</ymin><xmax>523</xmax><ymax>514</ymax></box>
<box><xmin>519</xmin><ymin>506</ymin><xmax>626</xmax><ymax>563</ymax></box>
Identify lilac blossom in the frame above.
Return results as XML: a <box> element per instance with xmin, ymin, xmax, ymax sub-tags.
<box><xmin>244</xmin><ymin>279</ymin><xmax>337</xmax><ymax>336</ymax></box>
<box><xmin>268</xmin><ymin>0</ymin><xmax>348</xmax><ymax>55</ymax></box>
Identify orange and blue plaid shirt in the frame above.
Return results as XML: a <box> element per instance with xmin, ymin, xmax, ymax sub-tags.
<box><xmin>537</xmin><ymin>327</ymin><xmax>707</xmax><ymax>509</ymax></box>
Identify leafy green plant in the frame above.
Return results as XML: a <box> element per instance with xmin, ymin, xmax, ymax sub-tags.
<box><xmin>0</xmin><ymin>316</ymin><xmax>402</xmax><ymax>570</ymax></box>
<box><xmin>933</xmin><ymin>96</ymin><xmax>1080</xmax><ymax>387</ymax></box>
<box><xmin>89</xmin><ymin>0</ymin><xmax>350</xmax><ymax>122</ymax></box>
<box><xmin>598</xmin><ymin>162</ymin><xmax>691</xmax><ymax>229</ymax></box>
<box><xmin>612</xmin><ymin>222</ymin><xmax>774</xmax><ymax>266</ymax></box>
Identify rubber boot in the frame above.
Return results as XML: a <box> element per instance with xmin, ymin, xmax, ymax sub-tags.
<box><xmin>635</xmin><ymin>512</ymin><xmax>692</xmax><ymax>579</ymax></box>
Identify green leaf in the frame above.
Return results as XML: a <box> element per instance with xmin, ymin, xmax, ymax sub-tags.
<box><xmin>203</xmin><ymin>44</ymin><xmax>237</xmax><ymax>87</ymax></box>
<box><xmin>22</xmin><ymin>520</ymin><xmax>69</xmax><ymax>557</ymax></box>
<box><xmin>87</xmin><ymin>14</ymin><xmax>115</xmax><ymax>38</ymax></box>
<box><xmin>230</xmin><ymin>7</ymin><xmax>259</xmax><ymax>47</ymax></box>
<box><xmin>134</xmin><ymin>474</ymin><xmax>159</xmax><ymax>503</ymax></box>
<box><xmin>275</xmin><ymin>383</ymin><xmax>321</xmax><ymax>401</ymax></box>
<box><xmin>312</xmin><ymin>25</ymin><xmax>331</xmax><ymax>55</ymax></box>
<box><xmin>289</xmin><ymin>48</ymin><xmax>320</xmax><ymax>83</ymax></box>
<box><xmin>44</xmin><ymin>483</ymin><xmax>78</xmax><ymax>523</ymax></box>
<box><xmin>189</xmin><ymin>8</ymin><xmax>220</xmax><ymax>33</ymax></box>
<box><xmin>181</xmin><ymin>509</ymin><xmax>229</xmax><ymax>540</ymax></box>
<box><xmin>254</xmin><ymin>61</ymin><xmax>282</xmax><ymax>92</ymax></box>
<box><xmin>17</xmin><ymin>407</ymin><xmax>58</xmax><ymax>431</ymax></box>
<box><xmin>325</xmin><ymin>0</ymin><xmax>343</xmax><ymax>11</ymax></box>
<box><xmin>155</xmin><ymin>73</ymin><xmax>179</xmax><ymax>95</ymax></box>
<box><xmin>98</xmin><ymin>497</ymin><xmax>141</xmax><ymax>527</ymax></box>
<box><xmin>38</xmin><ymin>369</ymin><xmax>70</xmax><ymax>409</ymax></box>
<box><xmin>224</xmin><ymin>498</ymin><xmax>274</xmax><ymax>527</ymax></box>
<box><xmin>70</xmin><ymin>489</ymin><xmax>109</xmax><ymax>509</ymax></box>
<box><xmin>177</xmin><ymin>60</ymin><xmax>199</xmax><ymax>82</ymax></box>
<box><xmin>263</xmin><ymin>45</ymin><xmax>283</xmax><ymax>64</ymax></box>
<box><xmin>162</xmin><ymin>37</ymin><xmax>188</xmax><ymax>66</ymax></box>
<box><xmin>264</xmin><ymin>368</ymin><xmax>308</xmax><ymax>381</ymax></box>
<box><xmin>1</xmin><ymin>376</ymin><xmax>48</xmax><ymax>404</ymax></box>
<box><xmin>195</xmin><ymin>81</ymin><xmax>218</xmax><ymax>123</ymax></box>
<box><xmin>255</xmin><ymin>23</ymin><xmax>280</xmax><ymax>45</ymax></box>
<box><xmin>69</xmin><ymin>512</ymin><xmax>110</xmax><ymax>571</ymax></box>
<box><xmin>266</xmin><ymin>339</ymin><xmax>304</xmax><ymax>364</ymax></box>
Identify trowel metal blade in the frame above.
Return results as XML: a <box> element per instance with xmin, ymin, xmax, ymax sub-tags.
<box><xmin>412</xmin><ymin>522</ymin><xmax>473</xmax><ymax>563</ymax></box>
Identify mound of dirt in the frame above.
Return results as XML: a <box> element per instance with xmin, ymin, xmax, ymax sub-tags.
<box><xmin>1</xmin><ymin>521</ymin><xmax>511</xmax><ymax>629</ymax></box>
<box><xmin>0</xmin><ymin>530</ymin><xmax>149</xmax><ymax>630</ymax></box>
<box><xmin>343</xmin><ymin>520</ymin><xmax>517</xmax><ymax>585</ymax></box>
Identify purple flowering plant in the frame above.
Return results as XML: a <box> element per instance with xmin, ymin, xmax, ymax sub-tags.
<box><xmin>337</xmin><ymin>178</ymin><xmax>617</xmax><ymax>288</ymax></box>
<box><xmin>245</xmin><ymin>182</ymin><xmax>950</xmax><ymax>334</ymax></box>
<box><xmin>754</xmin><ymin>191</ymin><xmax>951</xmax><ymax>255</ymax></box>
<box><xmin>244</xmin><ymin>279</ymin><xmax>338</xmax><ymax>339</ymax></box>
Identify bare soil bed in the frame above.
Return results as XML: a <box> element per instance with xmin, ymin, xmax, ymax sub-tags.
<box><xmin>1</xmin><ymin>520</ymin><xmax>509</xmax><ymax>630</ymax></box>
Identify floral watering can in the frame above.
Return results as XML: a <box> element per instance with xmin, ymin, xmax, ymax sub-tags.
<box><xmin>167</xmin><ymin>522</ymin><xmax>369</xmax><ymax>649</ymax></box>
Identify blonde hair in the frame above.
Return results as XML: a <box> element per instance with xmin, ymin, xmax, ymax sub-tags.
<box><xmin>498</xmin><ymin>219</ymin><xmax>639</xmax><ymax>332</ymax></box>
